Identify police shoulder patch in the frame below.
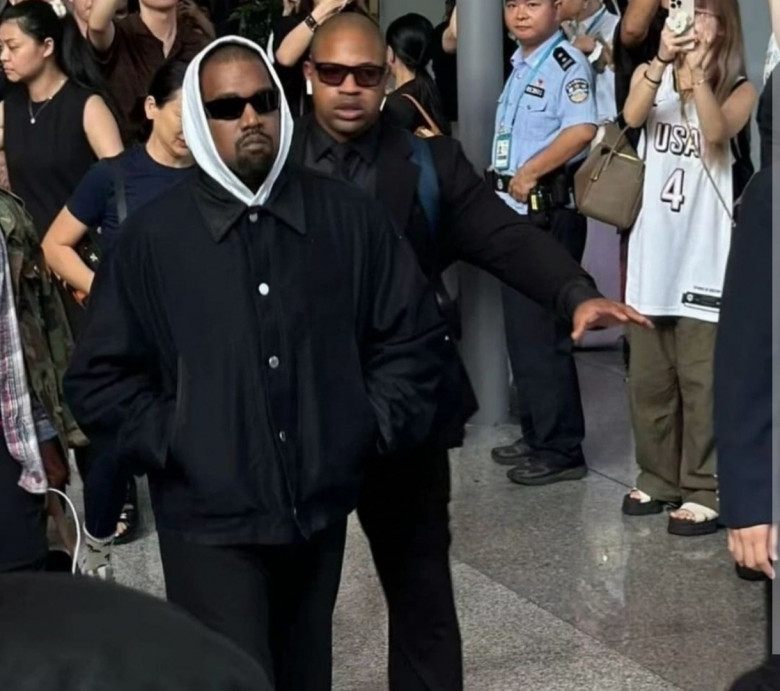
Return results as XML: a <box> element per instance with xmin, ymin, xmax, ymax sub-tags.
<box><xmin>553</xmin><ymin>47</ymin><xmax>576</xmax><ymax>72</ymax></box>
<box><xmin>565</xmin><ymin>78</ymin><xmax>590</xmax><ymax>104</ymax></box>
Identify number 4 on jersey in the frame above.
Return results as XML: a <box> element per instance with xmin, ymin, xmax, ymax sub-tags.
<box><xmin>661</xmin><ymin>168</ymin><xmax>686</xmax><ymax>212</ymax></box>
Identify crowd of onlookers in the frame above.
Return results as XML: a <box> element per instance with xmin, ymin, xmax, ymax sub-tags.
<box><xmin>0</xmin><ymin>0</ymin><xmax>776</xmax><ymax>688</ymax></box>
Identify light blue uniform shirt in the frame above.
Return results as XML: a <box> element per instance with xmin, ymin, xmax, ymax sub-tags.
<box><xmin>492</xmin><ymin>31</ymin><xmax>597</xmax><ymax>215</ymax></box>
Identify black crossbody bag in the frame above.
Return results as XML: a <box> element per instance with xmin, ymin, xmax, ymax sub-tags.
<box><xmin>74</xmin><ymin>156</ymin><xmax>127</xmax><ymax>273</ymax></box>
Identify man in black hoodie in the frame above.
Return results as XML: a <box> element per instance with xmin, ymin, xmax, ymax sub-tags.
<box><xmin>65</xmin><ymin>36</ymin><xmax>448</xmax><ymax>688</ymax></box>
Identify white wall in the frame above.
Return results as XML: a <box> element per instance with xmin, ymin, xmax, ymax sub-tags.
<box><xmin>379</xmin><ymin>0</ymin><xmax>444</xmax><ymax>31</ymax></box>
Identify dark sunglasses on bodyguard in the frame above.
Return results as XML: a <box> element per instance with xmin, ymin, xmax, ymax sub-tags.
<box><xmin>203</xmin><ymin>89</ymin><xmax>280</xmax><ymax>121</ymax></box>
<box><xmin>312</xmin><ymin>62</ymin><xmax>387</xmax><ymax>88</ymax></box>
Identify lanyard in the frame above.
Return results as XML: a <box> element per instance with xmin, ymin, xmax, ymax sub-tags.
<box><xmin>498</xmin><ymin>34</ymin><xmax>565</xmax><ymax>133</ymax></box>
<box><xmin>582</xmin><ymin>6</ymin><xmax>608</xmax><ymax>36</ymax></box>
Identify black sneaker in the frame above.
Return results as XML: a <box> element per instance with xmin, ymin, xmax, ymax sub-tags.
<box><xmin>491</xmin><ymin>438</ymin><xmax>534</xmax><ymax>465</ymax></box>
<box><xmin>507</xmin><ymin>457</ymin><xmax>588</xmax><ymax>486</ymax></box>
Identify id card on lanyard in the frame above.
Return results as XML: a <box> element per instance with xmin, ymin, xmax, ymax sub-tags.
<box><xmin>493</xmin><ymin>35</ymin><xmax>565</xmax><ymax>173</ymax></box>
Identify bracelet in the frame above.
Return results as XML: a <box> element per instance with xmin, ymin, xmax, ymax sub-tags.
<box><xmin>656</xmin><ymin>54</ymin><xmax>675</xmax><ymax>64</ymax></box>
<box><xmin>304</xmin><ymin>13</ymin><xmax>319</xmax><ymax>32</ymax></box>
<box><xmin>693</xmin><ymin>77</ymin><xmax>708</xmax><ymax>88</ymax></box>
<box><xmin>643</xmin><ymin>73</ymin><xmax>662</xmax><ymax>86</ymax></box>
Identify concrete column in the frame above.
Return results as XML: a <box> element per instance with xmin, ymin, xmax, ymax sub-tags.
<box><xmin>456</xmin><ymin>0</ymin><xmax>510</xmax><ymax>425</ymax></box>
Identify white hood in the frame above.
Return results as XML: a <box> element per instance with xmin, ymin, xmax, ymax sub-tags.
<box><xmin>182</xmin><ymin>36</ymin><xmax>293</xmax><ymax>207</ymax></box>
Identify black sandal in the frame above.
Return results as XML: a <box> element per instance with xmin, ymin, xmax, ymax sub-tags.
<box><xmin>621</xmin><ymin>490</ymin><xmax>664</xmax><ymax>516</ymax></box>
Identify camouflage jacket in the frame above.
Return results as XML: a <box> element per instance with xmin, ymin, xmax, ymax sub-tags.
<box><xmin>0</xmin><ymin>188</ymin><xmax>87</xmax><ymax>451</ymax></box>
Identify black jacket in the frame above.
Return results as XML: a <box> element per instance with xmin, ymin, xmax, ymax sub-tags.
<box><xmin>290</xmin><ymin>117</ymin><xmax>601</xmax><ymax>447</ymax></box>
<box><xmin>64</xmin><ymin>167</ymin><xmax>449</xmax><ymax>545</ymax></box>
<box><xmin>715</xmin><ymin>168</ymin><xmax>773</xmax><ymax>528</ymax></box>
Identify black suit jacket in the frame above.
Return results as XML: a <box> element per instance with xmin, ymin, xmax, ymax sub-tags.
<box><xmin>715</xmin><ymin>168</ymin><xmax>773</xmax><ymax>528</ymax></box>
<box><xmin>290</xmin><ymin>116</ymin><xmax>601</xmax><ymax>448</ymax></box>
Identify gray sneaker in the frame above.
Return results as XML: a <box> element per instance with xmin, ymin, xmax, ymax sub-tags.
<box><xmin>79</xmin><ymin>528</ymin><xmax>115</xmax><ymax>581</ymax></box>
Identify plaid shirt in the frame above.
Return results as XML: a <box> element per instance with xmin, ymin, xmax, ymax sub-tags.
<box><xmin>0</xmin><ymin>231</ymin><xmax>47</xmax><ymax>494</ymax></box>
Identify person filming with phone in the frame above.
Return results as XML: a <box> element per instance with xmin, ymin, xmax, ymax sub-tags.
<box><xmin>619</xmin><ymin>0</ymin><xmax>756</xmax><ymax>535</ymax></box>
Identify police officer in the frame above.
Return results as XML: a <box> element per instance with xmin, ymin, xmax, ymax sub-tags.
<box><xmin>489</xmin><ymin>0</ymin><xmax>598</xmax><ymax>484</ymax></box>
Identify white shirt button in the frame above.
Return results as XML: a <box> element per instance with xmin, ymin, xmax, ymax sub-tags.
<box><xmin>268</xmin><ymin>356</ymin><xmax>280</xmax><ymax>369</ymax></box>
<box><xmin>279</xmin><ymin>431</ymin><xmax>287</xmax><ymax>442</ymax></box>
<box><xmin>258</xmin><ymin>283</ymin><xmax>270</xmax><ymax>296</ymax></box>
<box><xmin>249</xmin><ymin>212</ymin><xmax>259</xmax><ymax>223</ymax></box>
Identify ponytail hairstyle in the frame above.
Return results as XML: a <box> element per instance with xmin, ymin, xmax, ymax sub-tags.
<box><xmin>386</xmin><ymin>13</ymin><xmax>451</xmax><ymax>135</ymax></box>
<box><xmin>1</xmin><ymin>0</ymin><xmax>117</xmax><ymax>107</ymax></box>
<box><xmin>141</xmin><ymin>60</ymin><xmax>188</xmax><ymax>141</ymax></box>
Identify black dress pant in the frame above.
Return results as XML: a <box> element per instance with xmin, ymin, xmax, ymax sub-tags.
<box><xmin>0</xmin><ymin>441</ymin><xmax>47</xmax><ymax>572</ymax></box>
<box><xmin>501</xmin><ymin>208</ymin><xmax>587</xmax><ymax>464</ymax></box>
<box><xmin>158</xmin><ymin>520</ymin><xmax>347</xmax><ymax>691</ymax></box>
<box><xmin>358</xmin><ymin>448</ymin><xmax>462</xmax><ymax>691</ymax></box>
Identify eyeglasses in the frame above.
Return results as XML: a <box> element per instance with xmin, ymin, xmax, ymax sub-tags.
<box><xmin>203</xmin><ymin>90</ymin><xmax>280</xmax><ymax>121</ymax></box>
<box><xmin>311</xmin><ymin>62</ymin><xmax>387</xmax><ymax>88</ymax></box>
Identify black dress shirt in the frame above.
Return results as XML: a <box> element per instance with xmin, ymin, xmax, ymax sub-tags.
<box><xmin>304</xmin><ymin>121</ymin><xmax>381</xmax><ymax>193</ymax></box>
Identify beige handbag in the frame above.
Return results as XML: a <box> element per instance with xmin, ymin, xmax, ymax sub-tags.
<box><xmin>401</xmin><ymin>94</ymin><xmax>443</xmax><ymax>139</ymax></box>
<box><xmin>574</xmin><ymin>122</ymin><xmax>645</xmax><ymax>229</ymax></box>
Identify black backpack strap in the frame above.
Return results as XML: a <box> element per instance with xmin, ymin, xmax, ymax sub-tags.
<box><xmin>109</xmin><ymin>156</ymin><xmax>128</xmax><ymax>225</ymax></box>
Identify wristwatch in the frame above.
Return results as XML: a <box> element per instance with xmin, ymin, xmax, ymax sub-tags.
<box><xmin>304</xmin><ymin>14</ymin><xmax>319</xmax><ymax>33</ymax></box>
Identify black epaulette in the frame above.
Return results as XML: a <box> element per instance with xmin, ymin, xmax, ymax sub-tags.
<box><xmin>553</xmin><ymin>46</ymin><xmax>576</xmax><ymax>72</ymax></box>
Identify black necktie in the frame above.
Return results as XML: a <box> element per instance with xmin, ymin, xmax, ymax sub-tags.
<box><xmin>331</xmin><ymin>143</ymin><xmax>359</xmax><ymax>182</ymax></box>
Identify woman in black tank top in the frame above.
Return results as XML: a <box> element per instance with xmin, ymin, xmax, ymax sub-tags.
<box><xmin>0</xmin><ymin>0</ymin><xmax>123</xmax><ymax>243</ymax></box>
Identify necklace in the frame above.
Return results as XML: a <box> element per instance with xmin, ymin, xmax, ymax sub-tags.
<box><xmin>27</xmin><ymin>78</ymin><xmax>66</xmax><ymax>124</ymax></box>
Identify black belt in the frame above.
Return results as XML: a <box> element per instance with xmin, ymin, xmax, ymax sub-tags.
<box><xmin>485</xmin><ymin>170</ymin><xmax>513</xmax><ymax>193</ymax></box>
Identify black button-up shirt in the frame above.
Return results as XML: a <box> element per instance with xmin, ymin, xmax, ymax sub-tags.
<box><xmin>304</xmin><ymin>121</ymin><xmax>381</xmax><ymax>193</ymax></box>
<box><xmin>65</xmin><ymin>166</ymin><xmax>448</xmax><ymax>546</ymax></box>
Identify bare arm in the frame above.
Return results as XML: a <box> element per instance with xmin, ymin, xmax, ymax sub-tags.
<box><xmin>442</xmin><ymin>8</ymin><xmax>457</xmax><ymax>54</ymax></box>
<box><xmin>87</xmin><ymin>0</ymin><xmax>121</xmax><ymax>52</ymax></box>
<box><xmin>275</xmin><ymin>0</ymin><xmax>345</xmax><ymax>66</ymax></box>
<box><xmin>41</xmin><ymin>208</ymin><xmax>94</xmax><ymax>295</ymax></box>
<box><xmin>0</xmin><ymin>101</ymin><xmax>5</xmax><ymax>151</ymax></box>
<box><xmin>623</xmin><ymin>60</ymin><xmax>667</xmax><ymax>128</ymax></box>
<box><xmin>621</xmin><ymin>0</ymin><xmax>662</xmax><ymax>48</ymax></box>
<box><xmin>83</xmin><ymin>95</ymin><xmax>123</xmax><ymax>159</ymax></box>
<box><xmin>524</xmin><ymin>125</ymin><xmax>597</xmax><ymax>180</ymax></box>
<box><xmin>692</xmin><ymin>80</ymin><xmax>757</xmax><ymax>146</ymax></box>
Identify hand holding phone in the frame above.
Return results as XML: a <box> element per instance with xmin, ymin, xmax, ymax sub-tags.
<box><xmin>667</xmin><ymin>0</ymin><xmax>696</xmax><ymax>51</ymax></box>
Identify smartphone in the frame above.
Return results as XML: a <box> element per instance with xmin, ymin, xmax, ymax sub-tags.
<box><xmin>668</xmin><ymin>0</ymin><xmax>696</xmax><ymax>50</ymax></box>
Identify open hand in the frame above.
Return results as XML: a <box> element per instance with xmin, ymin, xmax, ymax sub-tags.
<box><xmin>571</xmin><ymin>298</ymin><xmax>653</xmax><ymax>342</ymax></box>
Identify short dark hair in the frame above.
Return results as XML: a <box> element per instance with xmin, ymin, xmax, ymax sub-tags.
<box><xmin>200</xmin><ymin>43</ymin><xmax>265</xmax><ymax>74</ymax></box>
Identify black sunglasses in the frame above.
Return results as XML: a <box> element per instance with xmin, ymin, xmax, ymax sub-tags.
<box><xmin>203</xmin><ymin>89</ymin><xmax>280</xmax><ymax>121</ymax></box>
<box><xmin>312</xmin><ymin>62</ymin><xmax>387</xmax><ymax>88</ymax></box>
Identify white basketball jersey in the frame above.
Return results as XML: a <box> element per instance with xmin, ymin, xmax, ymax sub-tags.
<box><xmin>626</xmin><ymin>70</ymin><xmax>733</xmax><ymax>323</ymax></box>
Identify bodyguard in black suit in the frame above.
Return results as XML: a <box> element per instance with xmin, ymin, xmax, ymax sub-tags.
<box><xmin>292</xmin><ymin>13</ymin><xmax>650</xmax><ymax>690</ymax></box>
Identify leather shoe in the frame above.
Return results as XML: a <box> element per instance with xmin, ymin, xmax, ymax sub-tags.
<box><xmin>491</xmin><ymin>438</ymin><xmax>534</xmax><ymax>465</ymax></box>
<box><xmin>507</xmin><ymin>457</ymin><xmax>587</xmax><ymax>486</ymax></box>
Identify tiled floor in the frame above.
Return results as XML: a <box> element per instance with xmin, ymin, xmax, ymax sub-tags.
<box><xmin>102</xmin><ymin>349</ymin><xmax>765</xmax><ymax>690</ymax></box>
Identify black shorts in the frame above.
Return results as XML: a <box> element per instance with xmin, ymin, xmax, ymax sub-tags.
<box><xmin>0</xmin><ymin>440</ymin><xmax>47</xmax><ymax>572</ymax></box>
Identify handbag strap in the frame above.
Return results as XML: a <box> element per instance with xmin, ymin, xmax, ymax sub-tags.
<box><xmin>681</xmin><ymin>110</ymin><xmax>735</xmax><ymax>226</ymax></box>
<box><xmin>402</xmin><ymin>94</ymin><xmax>442</xmax><ymax>136</ymax></box>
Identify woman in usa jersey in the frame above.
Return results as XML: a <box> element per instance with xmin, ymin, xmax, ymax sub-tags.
<box><xmin>619</xmin><ymin>0</ymin><xmax>756</xmax><ymax>537</ymax></box>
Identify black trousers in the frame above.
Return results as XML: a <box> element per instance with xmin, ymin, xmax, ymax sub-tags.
<box><xmin>358</xmin><ymin>448</ymin><xmax>462</xmax><ymax>691</ymax></box>
<box><xmin>501</xmin><ymin>207</ymin><xmax>587</xmax><ymax>464</ymax></box>
<box><xmin>0</xmin><ymin>441</ymin><xmax>47</xmax><ymax>572</ymax></box>
<box><xmin>158</xmin><ymin>520</ymin><xmax>347</xmax><ymax>691</ymax></box>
